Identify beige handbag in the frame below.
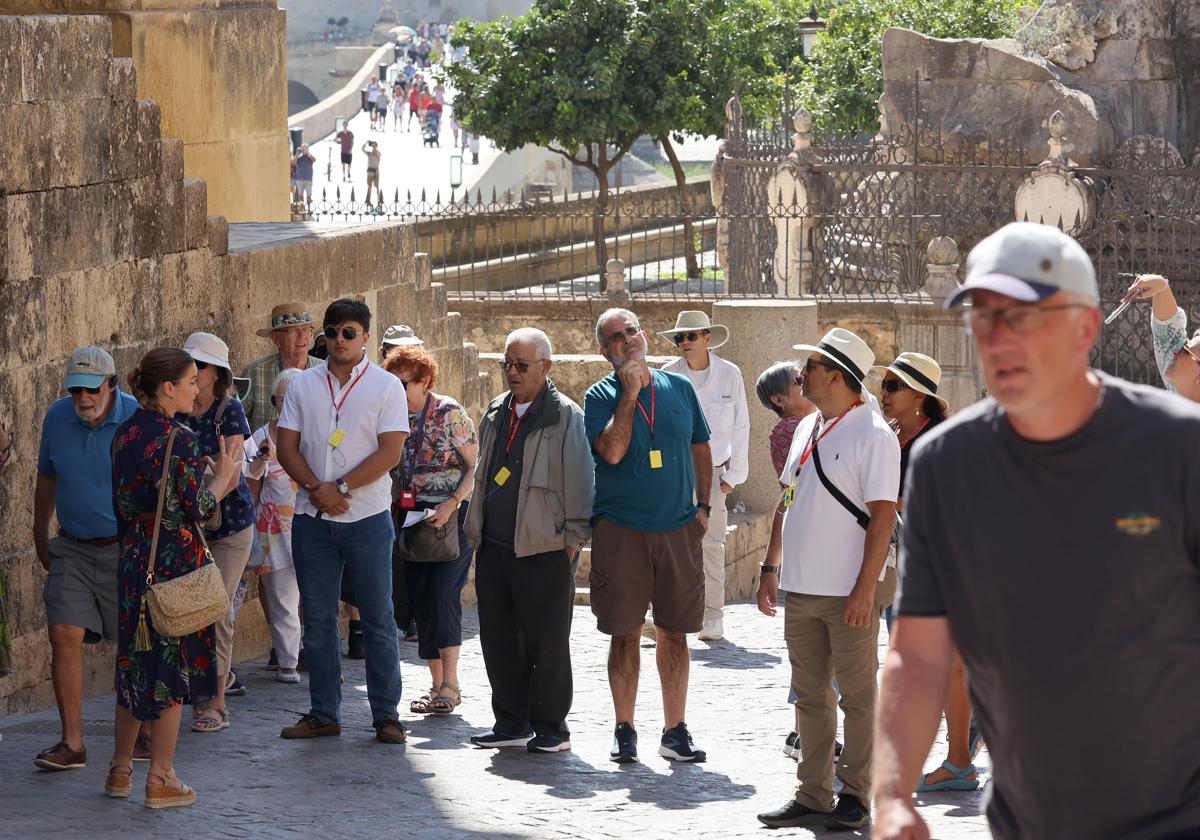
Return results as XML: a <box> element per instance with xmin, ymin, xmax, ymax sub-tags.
<box><xmin>136</xmin><ymin>427</ymin><xmax>229</xmax><ymax>644</ymax></box>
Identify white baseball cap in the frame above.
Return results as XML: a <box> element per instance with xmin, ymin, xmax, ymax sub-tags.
<box><xmin>946</xmin><ymin>222</ymin><xmax>1098</xmax><ymax>309</ymax></box>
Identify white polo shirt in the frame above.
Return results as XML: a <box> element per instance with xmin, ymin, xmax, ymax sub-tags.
<box><xmin>277</xmin><ymin>355</ymin><xmax>409</xmax><ymax>523</ymax></box>
<box><xmin>661</xmin><ymin>351</ymin><xmax>751</xmax><ymax>487</ymax></box>
<box><xmin>778</xmin><ymin>402</ymin><xmax>899</xmax><ymax>596</ymax></box>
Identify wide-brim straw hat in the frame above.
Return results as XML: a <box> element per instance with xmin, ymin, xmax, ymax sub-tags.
<box><xmin>256</xmin><ymin>303</ymin><xmax>315</xmax><ymax>338</ymax></box>
<box><xmin>871</xmin><ymin>352</ymin><xmax>950</xmax><ymax>410</ymax></box>
<box><xmin>658</xmin><ymin>310</ymin><xmax>729</xmax><ymax>350</ymax></box>
<box><xmin>793</xmin><ymin>327</ymin><xmax>875</xmax><ymax>386</ymax></box>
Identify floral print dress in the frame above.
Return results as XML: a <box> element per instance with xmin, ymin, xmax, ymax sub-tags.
<box><xmin>111</xmin><ymin>408</ymin><xmax>219</xmax><ymax>719</ymax></box>
<box><xmin>1152</xmin><ymin>306</ymin><xmax>1188</xmax><ymax>392</ymax></box>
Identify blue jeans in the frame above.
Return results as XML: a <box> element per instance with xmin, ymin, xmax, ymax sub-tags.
<box><xmin>292</xmin><ymin>511</ymin><xmax>401</xmax><ymax>726</ymax></box>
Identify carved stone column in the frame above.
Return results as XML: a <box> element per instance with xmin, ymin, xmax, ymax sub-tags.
<box><xmin>765</xmin><ymin>109</ymin><xmax>822</xmax><ymax>295</ymax></box>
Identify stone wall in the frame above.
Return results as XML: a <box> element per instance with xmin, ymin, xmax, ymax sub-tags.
<box><xmin>0</xmin><ymin>16</ymin><xmax>488</xmax><ymax>717</ymax></box>
<box><xmin>0</xmin><ymin>2</ymin><xmax>290</xmax><ymax>222</ymax></box>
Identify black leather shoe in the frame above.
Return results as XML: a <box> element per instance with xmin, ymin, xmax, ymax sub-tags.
<box><xmin>756</xmin><ymin>800</ymin><xmax>830</xmax><ymax>828</ymax></box>
<box><xmin>825</xmin><ymin>795</ymin><xmax>870</xmax><ymax>831</ymax></box>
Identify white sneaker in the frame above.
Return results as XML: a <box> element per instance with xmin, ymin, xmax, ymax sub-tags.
<box><xmin>276</xmin><ymin>670</ymin><xmax>302</xmax><ymax>684</ymax></box>
<box><xmin>698</xmin><ymin>619</ymin><xmax>723</xmax><ymax>641</ymax></box>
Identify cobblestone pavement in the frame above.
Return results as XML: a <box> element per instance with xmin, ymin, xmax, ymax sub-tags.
<box><xmin>0</xmin><ymin>603</ymin><xmax>989</xmax><ymax>839</ymax></box>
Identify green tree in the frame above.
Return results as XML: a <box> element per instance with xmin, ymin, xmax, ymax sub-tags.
<box><xmin>796</xmin><ymin>0</ymin><xmax>1022</xmax><ymax>133</ymax></box>
<box><xmin>446</xmin><ymin>0</ymin><xmax>718</xmax><ymax>278</ymax></box>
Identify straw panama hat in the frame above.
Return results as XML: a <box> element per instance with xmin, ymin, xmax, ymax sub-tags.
<box><xmin>793</xmin><ymin>327</ymin><xmax>875</xmax><ymax>386</ymax></box>
<box><xmin>658</xmin><ymin>311</ymin><xmax>729</xmax><ymax>349</ymax></box>
<box><xmin>871</xmin><ymin>352</ymin><xmax>950</xmax><ymax>410</ymax></box>
<box><xmin>256</xmin><ymin>303</ymin><xmax>315</xmax><ymax>338</ymax></box>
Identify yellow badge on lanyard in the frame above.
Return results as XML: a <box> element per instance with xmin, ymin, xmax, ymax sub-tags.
<box><xmin>494</xmin><ymin>466</ymin><xmax>512</xmax><ymax>486</ymax></box>
<box><xmin>782</xmin><ymin>484</ymin><xmax>796</xmax><ymax>507</ymax></box>
<box><xmin>327</xmin><ymin>429</ymin><xmax>345</xmax><ymax>449</ymax></box>
<box><xmin>649</xmin><ymin>449</ymin><xmax>663</xmax><ymax>469</ymax></box>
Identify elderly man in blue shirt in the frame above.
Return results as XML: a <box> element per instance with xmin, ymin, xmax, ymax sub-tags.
<box><xmin>32</xmin><ymin>346</ymin><xmax>139</xmax><ymax>772</ymax></box>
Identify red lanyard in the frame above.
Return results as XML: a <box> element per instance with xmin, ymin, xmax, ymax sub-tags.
<box><xmin>326</xmin><ymin>364</ymin><xmax>369</xmax><ymax>421</ymax></box>
<box><xmin>635</xmin><ymin>376</ymin><xmax>655</xmax><ymax>439</ymax></box>
<box><xmin>505</xmin><ymin>403</ymin><xmax>526</xmax><ymax>453</ymax></box>
<box><xmin>792</xmin><ymin>400</ymin><xmax>862</xmax><ymax>477</ymax></box>
<box><xmin>899</xmin><ymin>418</ymin><xmax>930</xmax><ymax>450</ymax></box>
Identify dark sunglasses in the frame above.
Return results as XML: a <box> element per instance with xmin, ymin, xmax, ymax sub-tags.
<box><xmin>67</xmin><ymin>385</ymin><xmax>103</xmax><ymax>395</ymax></box>
<box><xmin>793</xmin><ymin>373</ymin><xmax>804</xmax><ymax>386</ymax></box>
<box><xmin>499</xmin><ymin>359</ymin><xmax>534</xmax><ymax>373</ymax></box>
<box><xmin>672</xmin><ymin>330</ymin><xmax>708</xmax><ymax>346</ymax></box>
<box><xmin>323</xmin><ymin>326</ymin><xmax>359</xmax><ymax>341</ymax></box>
<box><xmin>194</xmin><ymin>360</ymin><xmax>209</xmax><ymax>370</ymax></box>
<box><xmin>880</xmin><ymin>379</ymin><xmax>911</xmax><ymax>394</ymax></box>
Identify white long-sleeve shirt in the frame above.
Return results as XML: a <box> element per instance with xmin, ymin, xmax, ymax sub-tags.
<box><xmin>661</xmin><ymin>351</ymin><xmax>751</xmax><ymax>487</ymax></box>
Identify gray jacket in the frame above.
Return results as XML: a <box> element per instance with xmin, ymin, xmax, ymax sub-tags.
<box><xmin>464</xmin><ymin>380</ymin><xmax>595</xmax><ymax>557</ymax></box>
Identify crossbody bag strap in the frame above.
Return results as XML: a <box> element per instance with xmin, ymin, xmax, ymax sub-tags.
<box><xmin>146</xmin><ymin>427</ymin><xmax>180</xmax><ymax>586</ymax></box>
<box><xmin>810</xmin><ymin>442</ymin><xmax>871</xmax><ymax>531</ymax></box>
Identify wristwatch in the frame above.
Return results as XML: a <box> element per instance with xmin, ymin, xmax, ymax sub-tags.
<box><xmin>759</xmin><ymin>564</ymin><xmax>780</xmax><ymax>575</ymax></box>
<box><xmin>697</xmin><ymin>502</ymin><xmax>712</xmax><ymax>515</ymax></box>
<box><xmin>335</xmin><ymin>477</ymin><xmax>351</xmax><ymax>495</ymax></box>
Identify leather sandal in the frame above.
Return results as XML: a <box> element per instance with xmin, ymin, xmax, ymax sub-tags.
<box><xmin>105</xmin><ymin>758</ymin><xmax>133</xmax><ymax>799</ymax></box>
<box><xmin>191</xmin><ymin>704</ymin><xmax>229</xmax><ymax>733</ymax></box>
<box><xmin>428</xmin><ymin>682</ymin><xmax>462</xmax><ymax>715</ymax></box>
<box><xmin>144</xmin><ymin>766</ymin><xmax>196</xmax><ymax>809</ymax></box>
<box><xmin>410</xmin><ymin>686</ymin><xmax>437</xmax><ymax>714</ymax></box>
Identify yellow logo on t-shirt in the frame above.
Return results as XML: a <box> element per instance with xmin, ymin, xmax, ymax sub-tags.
<box><xmin>1115</xmin><ymin>513</ymin><xmax>1161</xmax><ymax>538</ymax></box>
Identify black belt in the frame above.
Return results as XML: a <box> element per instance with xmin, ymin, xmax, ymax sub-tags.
<box><xmin>60</xmin><ymin>530</ymin><xmax>119</xmax><ymax>547</ymax></box>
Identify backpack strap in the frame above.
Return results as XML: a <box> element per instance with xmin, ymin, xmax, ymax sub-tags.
<box><xmin>213</xmin><ymin>395</ymin><xmax>232</xmax><ymax>436</ymax></box>
<box><xmin>811</xmin><ymin>442</ymin><xmax>871</xmax><ymax>531</ymax></box>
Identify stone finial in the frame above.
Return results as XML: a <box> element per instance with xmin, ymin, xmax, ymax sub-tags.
<box><xmin>725</xmin><ymin>95</ymin><xmax>742</xmax><ymax>125</ymax></box>
<box><xmin>606</xmin><ymin>258</ymin><xmax>631</xmax><ymax>303</ymax></box>
<box><xmin>1043</xmin><ymin>110</ymin><xmax>1072</xmax><ymax>168</ymax></box>
<box><xmin>792</xmin><ymin>109</ymin><xmax>813</xmax><ymax>154</ymax></box>
<box><xmin>926</xmin><ymin>236</ymin><xmax>959</xmax><ymax>266</ymax></box>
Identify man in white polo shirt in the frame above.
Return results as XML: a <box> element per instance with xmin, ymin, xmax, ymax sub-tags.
<box><xmin>659</xmin><ymin>311</ymin><xmax>750</xmax><ymax>641</ymax></box>
<box><xmin>275</xmin><ymin>298</ymin><xmax>410</xmax><ymax>744</ymax></box>
<box><xmin>755</xmin><ymin>328</ymin><xmax>900</xmax><ymax>832</ymax></box>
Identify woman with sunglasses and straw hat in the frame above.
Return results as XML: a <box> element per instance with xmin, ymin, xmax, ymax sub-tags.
<box><xmin>874</xmin><ymin>351</ymin><xmax>978</xmax><ymax>794</ymax></box>
<box><xmin>179</xmin><ymin>332</ymin><xmax>257</xmax><ymax>734</ymax></box>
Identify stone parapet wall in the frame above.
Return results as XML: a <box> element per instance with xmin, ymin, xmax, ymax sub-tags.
<box><xmin>0</xmin><ymin>15</ymin><xmax>488</xmax><ymax>717</ymax></box>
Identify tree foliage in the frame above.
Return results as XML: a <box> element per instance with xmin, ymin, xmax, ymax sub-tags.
<box><xmin>796</xmin><ymin>0</ymin><xmax>1022</xmax><ymax>133</ymax></box>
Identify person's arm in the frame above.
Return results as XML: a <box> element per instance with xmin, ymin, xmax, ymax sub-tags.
<box><xmin>562</xmin><ymin>406</ymin><xmax>596</xmax><ymax>554</ymax></box>
<box><xmin>691</xmin><ymin>441</ymin><xmax>713</xmax><ymax>533</ymax></box>
<box><xmin>429</xmin><ymin>439</ymin><xmax>477</xmax><ymax>528</ymax></box>
<box><xmin>33</xmin><ymin>472</ymin><xmax>56</xmax><ymax>570</ymax></box>
<box><xmin>591</xmin><ymin>364</ymin><xmax>647</xmax><ymax>465</ymax></box>
<box><xmin>341</xmin><ymin>431</ymin><xmax>408</xmax><ymax>492</ymax></box>
<box><xmin>844</xmin><ymin>499</ymin><xmax>896</xmax><ymax>627</ymax></box>
<box><xmin>872</xmin><ymin>616</ymin><xmax>956</xmax><ymax>840</ymax></box>
<box><xmin>274</xmin><ymin>426</ymin><xmax>345</xmax><ymax>515</ymax></box>
<box><xmin>755</xmin><ymin>490</ymin><xmax>788</xmax><ymax>617</ymax></box>
<box><xmin>722</xmin><ymin>368</ymin><xmax>752</xmax><ymax>490</ymax></box>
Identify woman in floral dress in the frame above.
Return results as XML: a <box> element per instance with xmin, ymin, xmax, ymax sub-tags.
<box><xmin>105</xmin><ymin>348</ymin><xmax>241</xmax><ymax>809</ymax></box>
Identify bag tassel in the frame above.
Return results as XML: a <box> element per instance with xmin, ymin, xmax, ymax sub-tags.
<box><xmin>133</xmin><ymin>593</ymin><xmax>153</xmax><ymax>652</ymax></box>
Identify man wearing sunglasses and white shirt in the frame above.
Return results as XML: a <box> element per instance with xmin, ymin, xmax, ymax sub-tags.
<box><xmin>874</xmin><ymin>222</ymin><xmax>1200</xmax><ymax>839</ymax></box>
<box><xmin>33</xmin><ymin>346</ymin><xmax>139</xmax><ymax>771</ymax></box>
<box><xmin>659</xmin><ymin>311</ymin><xmax>750</xmax><ymax>642</ymax></box>
<box><xmin>275</xmin><ymin>299</ymin><xmax>410</xmax><ymax>745</ymax></box>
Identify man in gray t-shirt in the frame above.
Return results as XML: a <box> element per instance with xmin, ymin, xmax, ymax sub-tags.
<box><xmin>873</xmin><ymin>222</ymin><xmax>1200</xmax><ymax>840</ymax></box>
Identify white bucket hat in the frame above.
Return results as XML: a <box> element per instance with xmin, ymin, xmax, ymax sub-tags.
<box><xmin>182</xmin><ymin>332</ymin><xmax>232</xmax><ymax>371</ymax></box>
<box><xmin>793</xmin><ymin>327</ymin><xmax>875</xmax><ymax>386</ymax></box>
<box><xmin>381</xmin><ymin>324</ymin><xmax>424</xmax><ymax>347</ymax></box>
<box><xmin>658</xmin><ymin>310</ymin><xmax>729</xmax><ymax>349</ymax></box>
<box><xmin>871</xmin><ymin>352</ymin><xmax>950</xmax><ymax>410</ymax></box>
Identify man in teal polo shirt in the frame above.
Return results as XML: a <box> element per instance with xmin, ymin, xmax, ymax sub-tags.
<box><xmin>585</xmin><ymin>307</ymin><xmax>712</xmax><ymax>765</ymax></box>
<box><xmin>33</xmin><ymin>346</ymin><xmax>138</xmax><ymax>771</ymax></box>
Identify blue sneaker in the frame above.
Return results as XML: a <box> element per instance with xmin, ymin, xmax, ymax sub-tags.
<box><xmin>610</xmin><ymin>722</ymin><xmax>638</xmax><ymax>764</ymax></box>
<box><xmin>225</xmin><ymin>670</ymin><xmax>248</xmax><ymax>697</ymax></box>
<box><xmin>659</xmin><ymin>722</ymin><xmax>705</xmax><ymax>762</ymax></box>
<box><xmin>469</xmin><ymin>731</ymin><xmax>533</xmax><ymax>749</ymax></box>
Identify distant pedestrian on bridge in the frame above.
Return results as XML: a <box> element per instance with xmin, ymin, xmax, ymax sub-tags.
<box><xmin>335</xmin><ymin>125</ymin><xmax>353</xmax><ymax>181</ymax></box>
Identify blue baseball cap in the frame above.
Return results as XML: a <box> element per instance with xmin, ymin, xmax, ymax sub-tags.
<box><xmin>64</xmin><ymin>346</ymin><xmax>115</xmax><ymax>390</ymax></box>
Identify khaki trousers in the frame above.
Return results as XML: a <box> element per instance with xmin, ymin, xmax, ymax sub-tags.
<box><xmin>701</xmin><ymin>465</ymin><xmax>729</xmax><ymax>624</ymax></box>
<box><xmin>784</xmin><ymin>590</ymin><xmax>879</xmax><ymax>811</ymax></box>
<box><xmin>208</xmin><ymin>525</ymin><xmax>255</xmax><ymax>676</ymax></box>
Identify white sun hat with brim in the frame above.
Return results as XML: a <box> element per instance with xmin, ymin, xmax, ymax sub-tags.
<box><xmin>793</xmin><ymin>327</ymin><xmax>875</xmax><ymax>387</ymax></box>
<box><xmin>658</xmin><ymin>310</ymin><xmax>729</xmax><ymax>350</ymax></box>
<box><xmin>381</xmin><ymin>324</ymin><xmax>424</xmax><ymax>347</ymax></box>
<box><xmin>182</xmin><ymin>332</ymin><xmax>233</xmax><ymax>371</ymax></box>
<box><xmin>871</xmin><ymin>352</ymin><xmax>950</xmax><ymax>411</ymax></box>
<box><xmin>946</xmin><ymin>221</ymin><xmax>1098</xmax><ymax>309</ymax></box>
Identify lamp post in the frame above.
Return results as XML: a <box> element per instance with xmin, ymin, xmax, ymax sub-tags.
<box><xmin>798</xmin><ymin>4</ymin><xmax>825</xmax><ymax>58</ymax></box>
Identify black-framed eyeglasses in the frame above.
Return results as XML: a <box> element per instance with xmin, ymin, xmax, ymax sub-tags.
<box><xmin>963</xmin><ymin>303</ymin><xmax>1090</xmax><ymax>338</ymax></box>
<box><xmin>67</xmin><ymin>385</ymin><xmax>103</xmax><ymax>395</ymax></box>
<box><xmin>672</xmin><ymin>330</ymin><xmax>708</xmax><ymax>346</ymax></box>
<box><xmin>603</xmin><ymin>325</ymin><xmax>642</xmax><ymax>347</ymax></box>
<box><xmin>194</xmin><ymin>360</ymin><xmax>210</xmax><ymax>370</ymax></box>
<box><xmin>803</xmin><ymin>358</ymin><xmax>835</xmax><ymax>374</ymax></box>
<box><xmin>499</xmin><ymin>358</ymin><xmax>538</xmax><ymax>373</ymax></box>
<box><xmin>324</xmin><ymin>326</ymin><xmax>360</xmax><ymax>341</ymax></box>
<box><xmin>880</xmin><ymin>379</ymin><xmax>910</xmax><ymax>394</ymax></box>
